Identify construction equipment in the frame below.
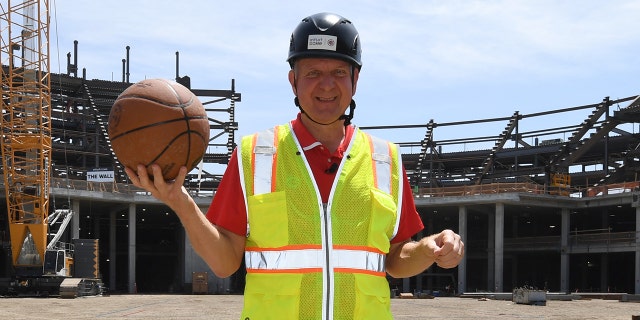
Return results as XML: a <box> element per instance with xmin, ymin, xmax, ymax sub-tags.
<box><xmin>1</xmin><ymin>0</ymin><xmax>102</xmax><ymax>297</ymax></box>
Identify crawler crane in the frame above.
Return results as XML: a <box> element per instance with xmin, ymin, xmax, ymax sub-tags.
<box><xmin>1</xmin><ymin>0</ymin><xmax>101</xmax><ymax>297</ymax></box>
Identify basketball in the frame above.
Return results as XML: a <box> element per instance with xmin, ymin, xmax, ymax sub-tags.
<box><xmin>108</xmin><ymin>78</ymin><xmax>209</xmax><ymax>181</ymax></box>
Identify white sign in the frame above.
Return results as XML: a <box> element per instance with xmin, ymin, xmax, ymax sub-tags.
<box><xmin>87</xmin><ymin>170</ymin><xmax>114</xmax><ymax>182</ymax></box>
<box><xmin>307</xmin><ymin>34</ymin><xmax>337</xmax><ymax>51</ymax></box>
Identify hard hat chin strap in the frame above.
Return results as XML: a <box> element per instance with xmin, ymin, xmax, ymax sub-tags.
<box><xmin>340</xmin><ymin>99</ymin><xmax>356</xmax><ymax>126</ymax></box>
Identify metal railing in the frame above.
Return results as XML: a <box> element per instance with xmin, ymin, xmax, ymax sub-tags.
<box><xmin>21</xmin><ymin>176</ymin><xmax>640</xmax><ymax>201</ymax></box>
<box><xmin>414</xmin><ymin>180</ymin><xmax>640</xmax><ymax>198</ymax></box>
<box><xmin>415</xmin><ymin>182</ymin><xmax>545</xmax><ymax>197</ymax></box>
<box><xmin>49</xmin><ymin>177</ymin><xmax>210</xmax><ymax>197</ymax></box>
<box><xmin>503</xmin><ymin>230</ymin><xmax>638</xmax><ymax>251</ymax></box>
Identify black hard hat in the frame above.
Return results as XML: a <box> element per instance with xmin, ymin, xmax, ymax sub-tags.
<box><xmin>287</xmin><ymin>12</ymin><xmax>362</xmax><ymax>69</ymax></box>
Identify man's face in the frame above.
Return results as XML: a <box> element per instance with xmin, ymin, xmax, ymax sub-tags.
<box><xmin>289</xmin><ymin>58</ymin><xmax>359</xmax><ymax>125</ymax></box>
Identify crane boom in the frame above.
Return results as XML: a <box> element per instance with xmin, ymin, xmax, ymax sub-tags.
<box><xmin>1</xmin><ymin>1</ymin><xmax>103</xmax><ymax>298</ymax></box>
<box><xmin>0</xmin><ymin>0</ymin><xmax>52</xmax><ymax>270</ymax></box>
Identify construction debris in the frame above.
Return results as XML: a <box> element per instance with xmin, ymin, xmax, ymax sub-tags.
<box><xmin>513</xmin><ymin>287</ymin><xmax>547</xmax><ymax>306</ymax></box>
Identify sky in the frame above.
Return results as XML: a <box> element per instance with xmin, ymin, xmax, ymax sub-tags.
<box><xmin>49</xmin><ymin>0</ymin><xmax>640</xmax><ymax>159</ymax></box>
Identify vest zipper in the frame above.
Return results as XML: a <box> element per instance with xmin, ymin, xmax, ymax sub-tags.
<box><xmin>322</xmin><ymin>203</ymin><xmax>331</xmax><ymax>320</ymax></box>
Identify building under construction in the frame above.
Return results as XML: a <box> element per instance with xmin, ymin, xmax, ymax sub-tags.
<box><xmin>1</xmin><ymin>4</ymin><xmax>639</xmax><ymax>296</ymax></box>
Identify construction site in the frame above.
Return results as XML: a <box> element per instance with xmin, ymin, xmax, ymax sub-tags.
<box><xmin>1</xmin><ymin>0</ymin><xmax>640</xmax><ymax>304</ymax></box>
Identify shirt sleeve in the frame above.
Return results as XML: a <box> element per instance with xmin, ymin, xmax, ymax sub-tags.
<box><xmin>205</xmin><ymin>149</ymin><xmax>248</xmax><ymax>237</ymax></box>
<box><xmin>390</xmin><ymin>167</ymin><xmax>425</xmax><ymax>244</ymax></box>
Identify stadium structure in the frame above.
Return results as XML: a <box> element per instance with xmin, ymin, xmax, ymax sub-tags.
<box><xmin>2</xmin><ymin>38</ymin><xmax>640</xmax><ymax>296</ymax></box>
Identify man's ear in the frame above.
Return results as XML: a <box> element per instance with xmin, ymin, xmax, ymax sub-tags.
<box><xmin>352</xmin><ymin>68</ymin><xmax>360</xmax><ymax>96</ymax></box>
<box><xmin>288</xmin><ymin>69</ymin><xmax>297</xmax><ymax>96</ymax></box>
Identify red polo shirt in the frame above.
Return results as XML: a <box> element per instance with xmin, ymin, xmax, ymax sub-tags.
<box><xmin>206</xmin><ymin>114</ymin><xmax>424</xmax><ymax>243</ymax></box>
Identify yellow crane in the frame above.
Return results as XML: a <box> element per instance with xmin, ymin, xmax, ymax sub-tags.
<box><xmin>1</xmin><ymin>0</ymin><xmax>103</xmax><ymax>298</ymax></box>
<box><xmin>1</xmin><ymin>0</ymin><xmax>52</xmax><ymax>272</ymax></box>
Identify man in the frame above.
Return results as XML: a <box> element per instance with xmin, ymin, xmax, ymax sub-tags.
<box><xmin>126</xmin><ymin>12</ymin><xmax>464</xmax><ymax>320</ymax></box>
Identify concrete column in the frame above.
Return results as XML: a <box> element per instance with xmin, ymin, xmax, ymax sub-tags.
<box><xmin>487</xmin><ymin>211</ymin><xmax>495</xmax><ymax>291</ymax></box>
<box><xmin>109</xmin><ymin>210</ymin><xmax>117</xmax><ymax>292</ymax></box>
<box><xmin>601</xmin><ymin>254</ymin><xmax>608</xmax><ymax>292</ymax></box>
<box><xmin>511</xmin><ymin>258</ymin><xmax>518</xmax><ymax>290</ymax></box>
<box><xmin>93</xmin><ymin>211</ymin><xmax>100</xmax><ymax>239</ymax></box>
<box><xmin>636</xmin><ymin>206</ymin><xmax>640</xmax><ymax>294</ymax></box>
<box><xmin>560</xmin><ymin>208</ymin><xmax>570</xmax><ymax>293</ymax></box>
<box><xmin>71</xmin><ymin>200</ymin><xmax>81</xmax><ymax>239</ymax></box>
<box><xmin>600</xmin><ymin>208</ymin><xmax>610</xmax><ymax>292</ymax></box>
<box><xmin>184</xmin><ymin>227</ymin><xmax>193</xmax><ymax>289</ymax></box>
<box><xmin>426</xmin><ymin>216</ymin><xmax>434</xmax><ymax>290</ymax></box>
<box><xmin>128</xmin><ymin>203</ymin><xmax>136</xmax><ymax>293</ymax></box>
<box><xmin>494</xmin><ymin>203</ymin><xmax>504</xmax><ymax>292</ymax></box>
<box><xmin>402</xmin><ymin>277</ymin><xmax>410</xmax><ymax>294</ymax></box>
<box><xmin>458</xmin><ymin>205</ymin><xmax>467</xmax><ymax>294</ymax></box>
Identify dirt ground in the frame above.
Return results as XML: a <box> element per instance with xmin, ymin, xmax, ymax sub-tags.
<box><xmin>0</xmin><ymin>294</ymin><xmax>638</xmax><ymax>319</ymax></box>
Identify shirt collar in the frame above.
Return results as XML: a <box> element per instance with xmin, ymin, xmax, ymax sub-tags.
<box><xmin>290</xmin><ymin>113</ymin><xmax>355</xmax><ymax>156</ymax></box>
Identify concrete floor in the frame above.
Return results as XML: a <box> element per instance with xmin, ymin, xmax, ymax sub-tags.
<box><xmin>0</xmin><ymin>294</ymin><xmax>638</xmax><ymax>319</ymax></box>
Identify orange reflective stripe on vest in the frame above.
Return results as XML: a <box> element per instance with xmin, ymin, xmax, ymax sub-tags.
<box><xmin>245</xmin><ymin>245</ymin><xmax>386</xmax><ymax>276</ymax></box>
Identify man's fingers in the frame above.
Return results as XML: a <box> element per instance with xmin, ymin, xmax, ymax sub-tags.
<box><xmin>434</xmin><ymin>230</ymin><xmax>464</xmax><ymax>269</ymax></box>
<box><xmin>151</xmin><ymin>164</ymin><xmax>165</xmax><ymax>182</ymax></box>
<box><xmin>124</xmin><ymin>167</ymin><xmax>139</xmax><ymax>185</ymax></box>
<box><xmin>136</xmin><ymin>164</ymin><xmax>152</xmax><ymax>185</ymax></box>
<box><xmin>175</xmin><ymin>166</ymin><xmax>188</xmax><ymax>184</ymax></box>
<box><xmin>432</xmin><ymin>230</ymin><xmax>456</xmax><ymax>255</ymax></box>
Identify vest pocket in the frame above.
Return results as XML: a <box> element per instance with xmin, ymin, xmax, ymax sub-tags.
<box><xmin>247</xmin><ymin>191</ymin><xmax>288</xmax><ymax>247</ymax></box>
<box><xmin>369</xmin><ymin>188</ymin><xmax>397</xmax><ymax>252</ymax></box>
<box><xmin>353</xmin><ymin>273</ymin><xmax>392</xmax><ymax>320</ymax></box>
<box><xmin>242</xmin><ymin>273</ymin><xmax>302</xmax><ymax>320</ymax></box>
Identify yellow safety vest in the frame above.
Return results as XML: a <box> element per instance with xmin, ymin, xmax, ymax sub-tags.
<box><xmin>238</xmin><ymin>123</ymin><xmax>403</xmax><ymax>320</ymax></box>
